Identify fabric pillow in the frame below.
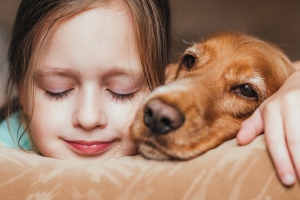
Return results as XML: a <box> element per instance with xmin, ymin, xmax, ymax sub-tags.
<box><xmin>0</xmin><ymin>135</ymin><xmax>299</xmax><ymax>199</ymax></box>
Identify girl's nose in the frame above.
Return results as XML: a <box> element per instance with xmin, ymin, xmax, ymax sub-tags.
<box><xmin>73</xmin><ymin>93</ymin><xmax>107</xmax><ymax>130</ymax></box>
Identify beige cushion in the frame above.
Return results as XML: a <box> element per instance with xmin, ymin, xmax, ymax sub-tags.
<box><xmin>0</xmin><ymin>134</ymin><xmax>299</xmax><ymax>199</ymax></box>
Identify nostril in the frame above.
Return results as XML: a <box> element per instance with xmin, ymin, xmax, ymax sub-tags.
<box><xmin>161</xmin><ymin>117</ymin><xmax>171</xmax><ymax>127</ymax></box>
<box><xmin>143</xmin><ymin>99</ymin><xmax>184</xmax><ymax>135</ymax></box>
<box><xmin>144</xmin><ymin>106</ymin><xmax>153</xmax><ymax>118</ymax></box>
<box><xmin>144</xmin><ymin>106</ymin><xmax>154</xmax><ymax>127</ymax></box>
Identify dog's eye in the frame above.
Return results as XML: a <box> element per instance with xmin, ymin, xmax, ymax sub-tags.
<box><xmin>233</xmin><ymin>84</ymin><xmax>258</xmax><ymax>100</ymax></box>
<box><xmin>183</xmin><ymin>55</ymin><xmax>196</xmax><ymax>69</ymax></box>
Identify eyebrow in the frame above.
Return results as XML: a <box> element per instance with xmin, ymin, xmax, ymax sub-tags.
<box><xmin>34</xmin><ymin>67</ymin><xmax>81</xmax><ymax>79</ymax></box>
<box><xmin>34</xmin><ymin>66</ymin><xmax>144</xmax><ymax>81</ymax></box>
<box><xmin>105</xmin><ymin>67</ymin><xmax>143</xmax><ymax>78</ymax></box>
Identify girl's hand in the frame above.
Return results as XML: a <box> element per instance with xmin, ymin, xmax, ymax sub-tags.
<box><xmin>237</xmin><ymin>65</ymin><xmax>300</xmax><ymax>186</ymax></box>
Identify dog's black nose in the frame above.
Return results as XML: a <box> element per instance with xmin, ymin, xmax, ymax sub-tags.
<box><xmin>143</xmin><ymin>99</ymin><xmax>184</xmax><ymax>135</ymax></box>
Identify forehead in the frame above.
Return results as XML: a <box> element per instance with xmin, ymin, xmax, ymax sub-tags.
<box><xmin>41</xmin><ymin>1</ymin><xmax>134</xmax><ymax>50</ymax></box>
<box><xmin>30</xmin><ymin>1</ymin><xmax>141</xmax><ymax>74</ymax></box>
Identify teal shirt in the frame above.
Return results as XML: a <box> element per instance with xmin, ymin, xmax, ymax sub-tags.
<box><xmin>0</xmin><ymin>112</ymin><xmax>33</xmax><ymax>150</ymax></box>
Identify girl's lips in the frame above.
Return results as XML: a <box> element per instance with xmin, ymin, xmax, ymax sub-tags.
<box><xmin>65</xmin><ymin>140</ymin><xmax>113</xmax><ymax>155</ymax></box>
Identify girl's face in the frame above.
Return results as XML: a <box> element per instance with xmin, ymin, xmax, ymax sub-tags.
<box><xmin>27</xmin><ymin>2</ymin><xmax>149</xmax><ymax>161</ymax></box>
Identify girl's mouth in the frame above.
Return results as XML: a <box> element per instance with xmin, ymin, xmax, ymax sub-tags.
<box><xmin>65</xmin><ymin>140</ymin><xmax>114</xmax><ymax>155</ymax></box>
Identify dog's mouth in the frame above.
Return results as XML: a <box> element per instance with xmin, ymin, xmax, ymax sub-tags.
<box><xmin>138</xmin><ymin>141</ymin><xmax>174</xmax><ymax>160</ymax></box>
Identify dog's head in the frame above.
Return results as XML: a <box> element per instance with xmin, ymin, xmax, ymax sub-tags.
<box><xmin>130</xmin><ymin>32</ymin><xmax>295</xmax><ymax>160</ymax></box>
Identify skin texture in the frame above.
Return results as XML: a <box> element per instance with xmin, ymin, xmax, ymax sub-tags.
<box><xmin>24</xmin><ymin>1</ymin><xmax>149</xmax><ymax>162</ymax></box>
<box><xmin>237</xmin><ymin>64</ymin><xmax>300</xmax><ymax>186</ymax></box>
<box><xmin>131</xmin><ymin>32</ymin><xmax>294</xmax><ymax>161</ymax></box>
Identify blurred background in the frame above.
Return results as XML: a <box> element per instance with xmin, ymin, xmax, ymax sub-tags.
<box><xmin>0</xmin><ymin>0</ymin><xmax>300</xmax><ymax>106</ymax></box>
<box><xmin>170</xmin><ymin>0</ymin><xmax>300</xmax><ymax>61</ymax></box>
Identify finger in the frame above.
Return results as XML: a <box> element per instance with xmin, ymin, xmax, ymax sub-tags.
<box><xmin>265</xmin><ymin>112</ymin><xmax>296</xmax><ymax>186</ymax></box>
<box><xmin>283</xmin><ymin>107</ymin><xmax>300</xmax><ymax>183</ymax></box>
<box><xmin>237</xmin><ymin>108</ymin><xmax>264</xmax><ymax>145</ymax></box>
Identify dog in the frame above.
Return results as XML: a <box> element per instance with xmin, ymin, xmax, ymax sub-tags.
<box><xmin>130</xmin><ymin>32</ymin><xmax>295</xmax><ymax>160</ymax></box>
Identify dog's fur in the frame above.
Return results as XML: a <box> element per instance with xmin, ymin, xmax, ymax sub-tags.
<box><xmin>130</xmin><ymin>32</ymin><xmax>295</xmax><ymax>160</ymax></box>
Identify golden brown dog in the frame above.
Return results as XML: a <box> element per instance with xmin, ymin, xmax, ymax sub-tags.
<box><xmin>130</xmin><ymin>32</ymin><xmax>295</xmax><ymax>160</ymax></box>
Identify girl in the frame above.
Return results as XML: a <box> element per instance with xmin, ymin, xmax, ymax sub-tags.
<box><xmin>0</xmin><ymin>0</ymin><xmax>170</xmax><ymax>161</ymax></box>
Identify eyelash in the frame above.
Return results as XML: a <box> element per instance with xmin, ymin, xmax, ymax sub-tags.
<box><xmin>45</xmin><ymin>89</ymin><xmax>74</xmax><ymax>100</ymax></box>
<box><xmin>44</xmin><ymin>89</ymin><xmax>136</xmax><ymax>102</ymax></box>
<box><xmin>109</xmin><ymin>91</ymin><xmax>136</xmax><ymax>102</ymax></box>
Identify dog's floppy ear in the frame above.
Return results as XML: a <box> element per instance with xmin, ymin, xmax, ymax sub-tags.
<box><xmin>165</xmin><ymin>63</ymin><xmax>179</xmax><ymax>84</ymax></box>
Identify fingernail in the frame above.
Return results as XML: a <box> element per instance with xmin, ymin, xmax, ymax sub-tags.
<box><xmin>282</xmin><ymin>174</ymin><xmax>295</xmax><ymax>186</ymax></box>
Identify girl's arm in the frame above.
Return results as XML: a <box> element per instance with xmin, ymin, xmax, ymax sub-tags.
<box><xmin>237</xmin><ymin>61</ymin><xmax>300</xmax><ymax>186</ymax></box>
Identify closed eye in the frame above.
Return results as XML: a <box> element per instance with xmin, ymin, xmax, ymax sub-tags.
<box><xmin>45</xmin><ymin>89</ymin><xmax>74</xmax><ymax>100</ymax></box>
<box><xmin>107</xmin><ymin>90</ymin><xmax>136</xmax><ymax>102</ymax></box>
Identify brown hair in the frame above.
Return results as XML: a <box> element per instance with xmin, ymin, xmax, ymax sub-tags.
<box><xmin>4</xmin><ymin>0</ymin><xmax>171</xmax><ymax>138</ymax></box>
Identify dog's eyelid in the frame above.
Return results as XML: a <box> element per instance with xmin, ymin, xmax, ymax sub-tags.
<box><xmin>181</xmin><ymin>52</ymin><xmax>196</xmax><ymax>61</ymax></box>
<box><xmin>184</xmin><ymin>46</ymin><xmax>201</xmax><ymax>58</ymax></box>
<box><xmin>182</xmin><ymin>47</ymin><xmax>199</xmax><ymax>66</ymax></box>
<box><xmin>182</xmin><ymin>52</ymin><xmax>196</xmax><ymax>59</ymax></box>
